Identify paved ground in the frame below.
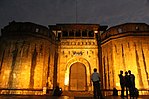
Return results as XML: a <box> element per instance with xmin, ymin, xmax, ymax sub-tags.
<box><xmin>0</xmin><ymin>95</ymin><xmax>149</xmax><ymax>99</ymax></box>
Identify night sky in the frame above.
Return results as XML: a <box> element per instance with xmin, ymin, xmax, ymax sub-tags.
<box><xmin>0</xmin><ymin>0</ymin><xmax>149</xmax><ymax>34</ymax></box>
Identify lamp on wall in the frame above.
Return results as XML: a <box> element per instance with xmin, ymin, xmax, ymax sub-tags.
<box><xmin>94</xmin><ymin>31</ymin><xmax>98</xmax><ymax>33</ymax></box>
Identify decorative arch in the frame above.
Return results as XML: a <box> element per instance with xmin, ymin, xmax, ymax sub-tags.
<box><xmin>64</xmin><ymin>57</ymin><xmax>91</xmax><ymax>89</ymax></box>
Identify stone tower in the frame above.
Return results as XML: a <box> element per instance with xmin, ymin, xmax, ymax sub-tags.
<box><xmin>0</xmin><ymin>21</ymin><xmax>57</xmax><ymax>94</ymax></box>
<box><xmin>101</xmin><ymin>23</ymin><xmax>149</xmax><ymax>95</ymax></box>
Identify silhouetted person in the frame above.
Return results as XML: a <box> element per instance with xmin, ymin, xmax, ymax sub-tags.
<box><xmin>113</xmin><ymin>88</ymin><xmax>118</xmax><ymax>96</ymax></box>
<box><xmin>91</xmin><ymin>68</ymin><xmax>103</xmax><ymax>99</ymax></box>
<box><xmin>52</xmin><ymin>86</ymin><xmax>62</xmax><ymax>96</ymax></box>
<box><xmin>128</xmin><ymin>70</ymin><xmax>135</xmax><ymax>97</ymax></box>
<box><xmin>125</xmin><ymin>71</ymin><xmax>129</xmax><ymax>98</ymax></box>
<box><xmin>119</xmin><ymin>70</ymin><xmax>125</xmax><ymax>97</ymax></box>
<box><xmin>134</xmin><ymin>88</ymin><xmax>139</xmax><ymax>98</ymax></box>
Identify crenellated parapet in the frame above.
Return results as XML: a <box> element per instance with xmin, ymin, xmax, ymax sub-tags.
<box><xmin>1</xmin><ymin>21</ymin><xmax>54</xmax><ymax>39</ymax></box>
<box><xmin>49</xmin><ymin>24</ymin><xmax>101</xmax><ymax>39</ymax></box>
<box><xmin>101</xmin><ymin>23</ymin><xmax>149</xmax><ymax>42</ymax></box>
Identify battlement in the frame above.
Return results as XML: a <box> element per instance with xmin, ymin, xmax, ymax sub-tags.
<box><xmin>101</xmin><ymin>23</ymin><xmax>149</xmax><ymax>41</ymax></box>
<box><xmin>1</xmin><ymin>21</ymin><xmax>50</xmax><ymax>38</ymax></box>
<box><xmin>49</xmin><ymin>24</ymin><xmax>107</xmax><ymax>39</ymax></box>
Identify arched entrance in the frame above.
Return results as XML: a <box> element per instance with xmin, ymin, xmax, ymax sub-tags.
<box><xmin>69</xmin><ymin>62</ymin><xmax>87</xmax><ymax>91</ymax></box>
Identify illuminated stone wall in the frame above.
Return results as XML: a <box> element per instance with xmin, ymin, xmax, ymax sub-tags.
<box><xmin>2</xmin><ymin>22</ymin><xmax>149</xmax><ymax>95</ymax></box>
<box><xmin>101</xmin><ymin>23</ymin><xmax>149</xmax><ymax>94</ymax></box>
<box><xmin>0</xmin><ymin>22</ymin><xmax>56</xmax><ymax>94</ymax></box>
<box><xmin>57</xmin><ymin>39</ymin><xmax>99</xmax><ymax>91</ymax></box>
<box><xmin>49</xmin><ymin>24</ymin><xmax>101</xmax><ymax>92</ymax></box>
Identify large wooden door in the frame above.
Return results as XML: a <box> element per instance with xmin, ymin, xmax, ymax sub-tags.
<box><xmin>69</xmin><ymin>62</ymin><xmax>87</xmax><ymax>91</ymax></box>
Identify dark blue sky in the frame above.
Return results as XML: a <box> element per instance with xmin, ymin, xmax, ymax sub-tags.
<box><xmin>0</xmin><ymin>0</ymin><xmax>149</xmax><ymax>32</ymax></box>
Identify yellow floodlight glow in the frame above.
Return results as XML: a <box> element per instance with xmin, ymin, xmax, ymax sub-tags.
<box><xmin>64</xmin><ymin>77</ymin><xmax>69</xmax><ymax>85</ymax></box>
<box><xmin>64</xmin><ymin>72</ymin><xmax>69</xmax><ymax>85</ymax></box>
<box><xmin>116</xmin><ymin>83</ymin><xmax>120</xmax><ymax>87</ymax></box>
<box><xmin>94</xmin><ymin>31</ymin><xmax>98</xmax><ymax>33</ymax></box>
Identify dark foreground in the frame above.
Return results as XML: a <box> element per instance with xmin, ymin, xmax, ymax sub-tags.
<box><xmin>0</xmin><ymin>95</ymin><xmax>149</xmax><ymax>99</ymax></box>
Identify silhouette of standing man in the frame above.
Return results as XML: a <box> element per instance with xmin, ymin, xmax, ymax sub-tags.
<box><xmin>128</xmin><ymin>70</ymin><xmax>135</xmax><ymax>97</ymax></box>
<box><xmin>118</xmin><ymin>70</ymin><xmax>125</xmax><ymax>97</ymax></box>
<box><xmin>91</xmin><ymin>68</ymin><xmax>103</xmax><ymax>99</ymax></box>
<box><xmin>124</xmin><ymin>71</ymin><xmax>129</xmax><ymax>98</ymax></box>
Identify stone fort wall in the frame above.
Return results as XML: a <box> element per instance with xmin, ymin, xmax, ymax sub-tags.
<box><xmin>1</xmin><ymin>22</ymin><xmax>149</xmax><ymax>95</ymax></box>
<box><xmin>101</xmin><ymin>23</ymin><xmax>149</xmax><ymax>95</ymax></box>
<box><xmin>0</xmin><ymin>21</ymin><xmax>57</xmax><ymax>95</ymax></box>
